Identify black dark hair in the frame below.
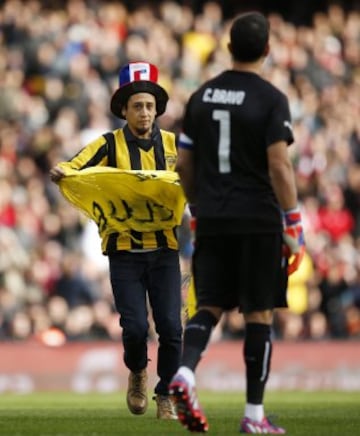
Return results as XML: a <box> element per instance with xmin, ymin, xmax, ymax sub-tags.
<box><xmin>229</xmin><ymin>11</ymin><xmax>269</xmax><ymax>62</ymax></box>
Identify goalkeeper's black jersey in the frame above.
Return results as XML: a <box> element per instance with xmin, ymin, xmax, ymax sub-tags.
<box><xmin>181</xmin><ymin>70</ymin><xmax>294</xmax><ymax>235</ymax></box>
<box><xmin>60</xmin><ymin>124</ymin><xmax>179</xmax><ymax>253</ymax></box>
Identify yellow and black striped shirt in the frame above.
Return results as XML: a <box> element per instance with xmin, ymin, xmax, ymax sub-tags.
<box><xmin>60</xmin><ymin>125</ymin><xmax>179</xmax><ymax>254</ymax></box>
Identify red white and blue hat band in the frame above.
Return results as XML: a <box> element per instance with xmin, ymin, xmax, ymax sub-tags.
<box><xmin>110</xmin><ymin>62</ymin><xmax>169</xmax><ymax>119</ymax></box>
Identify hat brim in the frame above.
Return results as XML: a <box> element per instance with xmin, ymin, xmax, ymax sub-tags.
<box><xmin>110</xmin><ymin>81</ymin><xmax>169</xmax><ymax>119</ymax></box>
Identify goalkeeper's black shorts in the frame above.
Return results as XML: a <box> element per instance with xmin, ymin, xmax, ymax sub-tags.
<box><xmin>192</xmin><ymin>233</ymin><xmax>288</xmax><ymax>313</ymax></box>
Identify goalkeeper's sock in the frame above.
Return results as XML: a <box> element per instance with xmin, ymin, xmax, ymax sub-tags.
<box><xmin>180</xmin><ymin>310</ymin><xmax>218</xmax><ymax>371</ymax></box>
<box><xmin>244</xmin><ymin>323</ymin><xmax>272</xmax><ymax>404</ymax></box>
<box><xmin>244</xmin><ymin>403</ymin><xmax>264</xmax><ymax>422</ymax></box>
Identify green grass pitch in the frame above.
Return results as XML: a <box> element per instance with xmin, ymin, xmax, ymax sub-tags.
<box><xmin>0</xmin><ymin>391</ymin><xmax>358</xmax><ymax>435</ymax></box>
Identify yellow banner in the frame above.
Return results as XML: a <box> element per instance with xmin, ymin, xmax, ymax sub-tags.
<box><xmin>59</xmin><ymin>167</ymin><xmax>186</xmax><ymax>234</ymax></box>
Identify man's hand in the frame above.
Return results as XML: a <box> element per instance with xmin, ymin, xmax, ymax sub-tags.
<box><xmin>49</xmin><ymin>166</ymin><xmax>66</xmax><ymax>183</ymax></box>
<box><xmin>282</xmin><ymin>207</ymin><xmax>305</xmax><ymax>275</ymax></box>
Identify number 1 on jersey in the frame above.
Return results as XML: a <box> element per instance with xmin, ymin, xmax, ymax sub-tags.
<box><xmin>213</xmin><ymin>109</ymin><xmax>231</xmax><ymax>174</ymax></box>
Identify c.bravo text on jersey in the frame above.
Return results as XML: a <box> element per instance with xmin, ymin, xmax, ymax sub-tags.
<box><xmin>202</xmin><ymin>88</ymin><xmax>245</xmax><ymax>105</ymax></box>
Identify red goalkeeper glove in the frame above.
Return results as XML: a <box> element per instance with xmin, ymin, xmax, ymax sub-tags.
<box><xmin>188</xmin><ymin>204</ymin><xmax>197</xmax><ymax>232</ymax></box>
<box><xmin>282</xmin><ymin>206</ymin><xmax>305</xmax><ymax>275</ymax></box>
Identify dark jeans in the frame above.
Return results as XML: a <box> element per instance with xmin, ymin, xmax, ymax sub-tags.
<box><xmin>108</xmin><ymin>248</ymin><xmax>182</xmax><ymax>395</ymax></box>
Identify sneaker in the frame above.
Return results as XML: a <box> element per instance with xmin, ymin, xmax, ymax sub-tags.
<box><xmin>126</xmin><ymin>369</ymin><xmax>148</xmax><ymax>415</ymax></box>
<box><xmin>153</xmin><ymin>394</ymin><xmax>178</xmax><ymax>419</ymax></box>
<box><xmin>169</xmin><ymin>374</ymin><xmax>209</xmax><ymax>432</ymax></box>
<box><xmin>240</xmin><ymin>416</ymin><xmax>286</xmax><ymax>434</ymax></box>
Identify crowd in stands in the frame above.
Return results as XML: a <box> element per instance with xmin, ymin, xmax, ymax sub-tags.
<box><xmin>1</xmin><ymin>0</ymin><xmax>360</xmax><ymax>344</ymax></box>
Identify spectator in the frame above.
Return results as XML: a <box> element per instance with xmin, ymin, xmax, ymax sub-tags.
<box><xmin>51</xmin><ymin>252</ymin><xmax>99</xmax><ymax>308</ymax></box>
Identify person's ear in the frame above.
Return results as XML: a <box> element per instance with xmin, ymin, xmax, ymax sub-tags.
<box><xmin>227</xmin><ymin>42</ymin><xmax>233</xmax><ymax>55</ymax></box>
<box><xmin>121</xmin><ymin>106</ymin><xmax>126</xmax><ymax>118</ymax></box>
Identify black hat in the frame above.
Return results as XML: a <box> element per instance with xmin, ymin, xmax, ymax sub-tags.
<box><xmin>110</xmin><ymin>62</ymin><xmax>169</xmax><ymax>119</ymax></box>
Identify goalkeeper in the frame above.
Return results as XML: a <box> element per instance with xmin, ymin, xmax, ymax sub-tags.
<box><xmin>170</xmin><ymin>11</ymin><xmax>305</xmax><ymax>435</ymax></box>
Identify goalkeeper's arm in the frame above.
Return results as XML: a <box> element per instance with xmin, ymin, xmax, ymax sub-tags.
<box><xmin>267</xmin><ymin>140</ymin><xmax>305</xmax><ymax>275</ymax></box>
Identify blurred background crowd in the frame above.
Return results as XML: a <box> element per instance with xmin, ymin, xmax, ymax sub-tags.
<box><xmin>1</xmin><ymin>0</ymin><xmax>360</xmax><ymax>344</ymax></box>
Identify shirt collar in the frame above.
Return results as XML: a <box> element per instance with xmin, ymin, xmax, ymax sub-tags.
<box><xmin>123</xmin><ymin>124</ymin><xmax>161</xmax><ymax>149</ymax></box>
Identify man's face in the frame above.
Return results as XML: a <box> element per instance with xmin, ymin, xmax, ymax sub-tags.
<box><xmin>122</xmin><ymin>93</ymin><xmax>157</xmax><ymax>137</ymax></box>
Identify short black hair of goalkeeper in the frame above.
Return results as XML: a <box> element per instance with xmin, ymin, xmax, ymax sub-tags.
<box><xmin>229</xmin><ymin>11</ymin><xmax>270</xmax><ymax>62</ymax></box>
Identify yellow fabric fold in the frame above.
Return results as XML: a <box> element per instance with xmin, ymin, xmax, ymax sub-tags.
<box><xmin>59</xmin><ymin>167</ymin><xmax>186</xmax><ymax>235</ymax></box>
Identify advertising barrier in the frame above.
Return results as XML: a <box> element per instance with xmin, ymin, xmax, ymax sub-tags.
<box><xmin>1</xmin><ymin>340</ymin><xmax>359</xmax><ymax>393</ymax></box>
